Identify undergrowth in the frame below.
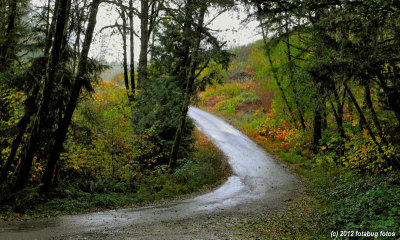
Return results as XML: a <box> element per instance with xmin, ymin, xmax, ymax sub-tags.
<box><xmin>0</xmin><ymin>130</ymin><xmax>229</xmax><ymax>222</ymax></box>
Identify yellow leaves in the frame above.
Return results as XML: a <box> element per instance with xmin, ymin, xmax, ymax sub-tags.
<box><xmin>352</xmin><ymin>120</ymin><xmax>358</xmax><ymax>127</ymax></box>
<box><xmin>340</xmin><ymin>130</ymin><xmax>395</xmax><ymax>173</ymax></box>
<box><xmin>1</xmin><ymin>148</ymin><xmax>10</xmax><ymax>155</ymax></box>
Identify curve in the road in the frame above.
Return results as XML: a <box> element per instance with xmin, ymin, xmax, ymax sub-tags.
<box><xmin>0</xmin><ymin>107</ymin><xmax>299</xmax><ymax>240</ymax></box>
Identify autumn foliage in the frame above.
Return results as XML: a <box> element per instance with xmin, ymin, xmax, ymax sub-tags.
<box><xmin>198</xmin><ymin>39</ymin><xmax>400</xmax><ymax>175</ymax></box>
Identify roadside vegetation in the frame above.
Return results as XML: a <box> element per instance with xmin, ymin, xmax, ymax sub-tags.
<box><xmin>0</xmin><ymin>75</ymin><xmax>229</xmax><ymax>221</ymax></box>
<box><xmin>0</xmin><ymin>0</ymin><xmax>233</xmax><ymax>221</ymax></box>
<box><xmin>198</xmin><ymin>34</ymin><xmax>400</xmax><ymax>238</ymax></box>
<box><xmin>1</xmin><ymin>0</ymin><xmax>399</xmax><ymax>238</ymax></box>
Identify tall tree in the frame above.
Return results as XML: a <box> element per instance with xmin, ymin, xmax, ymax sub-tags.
<box><xmin>14</xmin><ymin>0</ymin><xmax>72</xmax><ymax>190</ymax></box>
<box><xmin>137</xmin><ymin>0</ymin><xmax>161</xmax><ymax>89</ymax></box>
<box><xmin>117</xmin><ymin>6</ymin><xmax>130</xmax><ymax>92</ymax></box>
<box><xmin>129</xmin><ymin>0</ymin><xmax>135</xmax><ymax>99</ymax></box>
<box><xmin>41</xmin><ymin>0</ymin><xmax>102</xmax><ymax>194</ymax></box>
<box><xmin>168</xmin><ymin>0</ymin><xmax>233</xmax><ymax>167</ymax></box>
<box><xmin>0</xmin><ymin>0</ymin><xmax>18</xmax><ymax>73</ymax></box>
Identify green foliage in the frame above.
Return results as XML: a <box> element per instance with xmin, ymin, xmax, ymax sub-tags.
<box><xmin>196</xmin><ymin>60</ymin><xmax>228</xmax><ymax>91</ymax></box>
<box><xmin>317</xmin><ymin>129</ymin><xmax>396</xmax><ymax>173</ymax></box>
<box><xmin>0</xmin><ymin>85</ymin><xmax>24</xmax><ymax>146</ymax></box>
<box><xmin>0</xmin><ymin>128</ymin><xmax>228</xmax><ymax>220</ymax></box>
<box><xmin>62</xmin><ymin>79</ymin><xmax>145</xmax><ymax>183</ymax></box>
<box><xmin>132</xmin><ymin>77</ymin><xmax>195</xmax><ymax>165</ymax></box>
<box><xmin>323</xmin><ymin>172</ymin><xmax>400</xmax><ymax>235</ymax></box>
<box><xmin>199</xmin><ymin>32</ymin><xmax>400</xmax><ymax>237</ymax></box>
<box><xmin>215</xmin><ymin>90</ymin><xmax>261</xmax><ymax>115</ymax></box>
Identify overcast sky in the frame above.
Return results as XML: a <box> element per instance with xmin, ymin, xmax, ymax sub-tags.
<box><xmin>31</xmin><ymin>0</ymin><xmax>261</xmax><ymax>64</ymax></box>
<box><xmin>91</xmin><ymin>3</ymin><xmax>261</xmax><ymax>63</ymax></box>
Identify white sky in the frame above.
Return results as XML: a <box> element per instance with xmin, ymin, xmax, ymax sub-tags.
<box><xmin>91</xmin><ymin>2</ymin><xmax>261</xmax><ymax>63</ymax></box>
<box><xmin>31</xmin><ymin>0</ymin><xmax>261</xmax><ymax>64</ymax></box>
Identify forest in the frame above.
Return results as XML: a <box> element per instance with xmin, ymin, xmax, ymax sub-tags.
<box><xmin>0</xmin><ymin>0</ymin><xmax>400</xmax><ymax>239</ymax></box>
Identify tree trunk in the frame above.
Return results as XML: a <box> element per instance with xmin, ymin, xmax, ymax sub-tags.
<box><xmin>364</xmin><ymin>83</ymin><xmax>385</xmax><ymax>142</ymax></box>
<box><xmin>119</xmin><ymin>8</ymin><xmax>130</xmax><ymax>92</ymax></box>
<box><xmin>0</xmin><ymin>86</ymin><xmax>40</xmax><ymax>184</ymax></box>
<box><xmin>169</xmin><ymin>3</ymin><xmax>206</xmax><ymax>168</ymax></box>
<box><xmin>312</xmin><ymin>105</ymin><xmax>322</xmax><ymax>150</ymax></box>
<box><xmin>44</xmin><ymin>0</ymin><xmax>60</xmax><ymax>57</ymax></box>
<box><xmin>72</xmin><ymin>0</ymin><xmax>87</xmax><ymax>73</ymax></box>
<box><xmin>129</xmin><ymin>0</ymin><xmax>135</xmax><ymax>99</ymax></box>
<box><xmin>14</xmin><ymin>0</ymin><xmax>71</xmax><ymax>191</ymax></box>
<box><xmin>40</xmin><ymin>0</ymin><xmax>101</xmax><ymax>194</ymax></box>
<box><xmin>258</xmin><ymin>18</ymin><xmax>296</xmax><ymax>125</ymax></box>
<box><xmin>345</xmin><ymin>83</ymin><xmax>400</xmax><ymax>168</ymax></box>
<box><xmin>330</xmin><ymin>87</ymin><xmax>346</xmax><ymax>139</ymax></box>
<box><xmin>345</xmin><ymin>83</ymin><xmax>379</xmax><ymax>146</ymax></box>
<box><xmin>284</xmin><ymin>15</ymin><xmax>306</xmax><ymax>130</ymax></box>
<box><xmin>0</xmin><ymin>0</ymin><xmax>18</xmax><ymax>73</ymax></box>
<box><xmin>137</xmin><ymin>0</ymin><xmax>149</xmax><ymax>89</ymax></box>
<box><xmin>375</xmin><ymin>71</ymin><xmax>400</xmax><ymax>126</ymax></box>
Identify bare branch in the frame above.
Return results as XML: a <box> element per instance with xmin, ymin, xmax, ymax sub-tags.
<box><xmin>101</xmin><ymin>0</ymin><xmax>140</xmax><ymax>16</ymax></box>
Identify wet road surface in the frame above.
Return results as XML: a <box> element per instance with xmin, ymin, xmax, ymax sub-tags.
<box><xmin>0</xmin><ymin>107</ymin><xmax>300</xmax><ymax>239</ymax></box>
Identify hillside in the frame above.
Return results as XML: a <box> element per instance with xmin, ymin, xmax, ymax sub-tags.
<box><xmin>197</xmin><ymin>39</ymin><xmax>400</xmax><ymax>238</ymax></box>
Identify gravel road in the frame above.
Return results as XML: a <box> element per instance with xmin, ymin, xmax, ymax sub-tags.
<box><xmin>0</xmin><ymin>107</ymin><xmax>301</xmax><ymax>240</ymax></box>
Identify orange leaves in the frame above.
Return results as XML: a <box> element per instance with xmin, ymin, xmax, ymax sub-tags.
<box><xmin>195</xmin><ymin>129</ymin><xmax>213</xmax><ymax>147</ymax></box>
<box><xmin>248</xmin><ymin>71</ymin><xmax>256</xmax><ymax>76</ymax></box>
<box><xmin>252</xmin><ymin>132</ymin><xmax>266</xmax><ymax>141</ymax></box>
<box><xmin>342</xmin><ymin>113</ymin><xmax>354</xmax><ymax>120</ymax></box>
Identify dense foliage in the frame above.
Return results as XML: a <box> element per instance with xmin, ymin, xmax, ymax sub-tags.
<box><xmin>249</xmin><ymin>0</ymin><xmax>400</xmax><ymax>172</ymax></box>
<box><xmin>0</xmin><ymin>0</ymin><xmax>233</xmax><ymax>215</ymax></box>
<box><xmin>132</xmin><ymin>77</ymin><xmax>196</xmax><ymax>166</ymax></box>
<box><xmin>197</xmin><ymin>2</ymin><xmax>400</xmax><ymax>236</ymax></box>
<box><xmin>1</xmin><ymin>0</ymin><xmax>399</xmax><ymax>237</ymax></box>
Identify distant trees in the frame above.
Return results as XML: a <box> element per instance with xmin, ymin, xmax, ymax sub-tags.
<box><xmin>101</xmin><ymin>0</ymin><xmax>162</xmax><ymax>100</ymax></box>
